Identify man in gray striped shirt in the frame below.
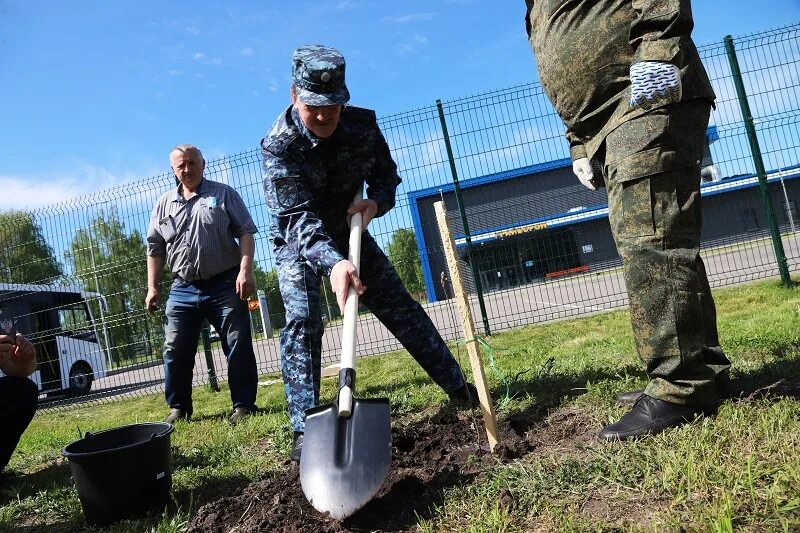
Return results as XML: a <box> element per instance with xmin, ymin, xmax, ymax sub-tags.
<box><xmin>146</xmin><ymin>144</ymin><xmax>259</xmax><ymax>425</ymax></box>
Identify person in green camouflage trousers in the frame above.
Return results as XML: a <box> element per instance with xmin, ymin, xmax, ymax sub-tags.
<box><xmin>525</xmin><ymin>0</ymin><xmax>731</xmax><ymax>440</ymax></box>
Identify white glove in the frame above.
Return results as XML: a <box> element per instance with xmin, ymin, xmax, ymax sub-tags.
<box><xmin>629</xmin><ymin>61</ymin><xmax>682</xmax><ymax>110</ymax></box>
<box><xmin>572</xmin><ymin>158</ymin><xmax>598</xmax><ymax>191</ymax></box>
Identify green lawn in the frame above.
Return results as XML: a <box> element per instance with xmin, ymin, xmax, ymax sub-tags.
<box><xmin>2</xmin><ymin>278</ymin><xmax>799</xmax><ymax>532</ymax></box>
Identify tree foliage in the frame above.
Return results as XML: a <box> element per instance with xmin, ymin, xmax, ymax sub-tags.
<box><xmin>0</xmin><ymin>211</ymin><xmax>62</xmax><ymax>283</ymax></box>
<box><xmin>386</xmin><ymin>228</ymin><xmax>425</xmax><ymax>300</ymax></box>
<box><xmin>68</xmin><ymin>208</ymin><xmax>161</xmax><ymax>363</ymax></box>
<box><xmin>252</xmin><ymin>262</ymin><xmax>286</xmax><ymax>332</ymax></box>
<box><xmin>252</xmin><ymin>261</ymin><xmax>340</xmax><ymax>333</ymax></box>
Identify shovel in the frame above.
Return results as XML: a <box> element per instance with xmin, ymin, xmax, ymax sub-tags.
<box><xmin>300</xmin><ymin>189</ymin><xmax>392</xmax><ymax>520</ymax></box>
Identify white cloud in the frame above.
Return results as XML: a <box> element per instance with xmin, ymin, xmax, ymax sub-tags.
<box><xmin>193</xmin><ymin>52</ymin><xmax>223</xmax><ymax>66</ymax></box>
<box><xmin>0</xmin><ymin>160</ymin><xmax>159</xmax><ymax>211</ymax></box>
<box><xmin>168</xmin><ymin>69</ymin><xmax>184</xmax><ymax>76</ymax></box>
<box><xmin>185</xmin><ymin>25</ymin><xmax>201</xmax><ymax>35</ymax></box>
<box><xmin>261</xmin><ymin>75</ymin><xmax>280</xmax><ymax>94</ymax></box>
<box><xmin>240</xmin><ymin>47</ymin><xmax>254</xmax><ymax>56</ymax></box>
<box><xmin>395</xmin><ymin>34</ymin><xmax>428</xmax><ymax>55</ymax></box>
<box><xmin>335</xmin><ymin>0</ymin><xmax>362</xmax><ymax>11</ymax></box>
<box><xmin>383</xmin><ymin>12</ymin><xmax>437</xmax><ymax>24</ymax></box>
<box><xmin>0</xmin><ymin>175</ymin><xmax>84</xmax><ymax>210</ymax></box>
<box><xmin>304</xmin><ymin>1</ymin><xmax>361</xmax><ymax>16</ymax></box>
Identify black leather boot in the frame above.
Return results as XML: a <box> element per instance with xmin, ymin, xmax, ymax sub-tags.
<box><xmin>448</xmin><ymin>382</ymin><xmax>480</xmax><ymax>407</ymax></box>
<box><xmin>616</xmin><ymin>390</ymin><xmax>644</xmax><ymax>405</ymax></box>
<box><xmin>165</xmin><ymin>408</ymin><xmax>192</xmax><ymax>424</ymax></box>
<box><xmin>599</xmin><ymin>395</ymin><xmax>715</xmax><ymax>440</ymax></box>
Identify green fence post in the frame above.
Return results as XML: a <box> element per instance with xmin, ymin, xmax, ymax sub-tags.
<box><xmin>436</xmin><ymin>99</ymin><xmax>492</xmax><ymax>336</ymax></box>
<box><xmin>200</xmin><ymin>320</ymin><xmax>220</xmax><ymax>392</ymax></box>
<box><xmin>724</xmin><ymin>35</ymin><xmax>792</xmax><ymax>287</ymax></box>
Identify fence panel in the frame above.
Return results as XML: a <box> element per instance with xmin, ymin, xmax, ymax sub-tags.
<box><xmin>2</xmin><ymin>24</ymin><xmax>796</xmax><ymax>409</ymax></box>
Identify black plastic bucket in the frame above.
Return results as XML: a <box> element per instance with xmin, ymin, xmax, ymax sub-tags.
<box><xmin>62</xmin><ymin>422</ymin><xmax>175</xmax><ymax>526</ymax></box>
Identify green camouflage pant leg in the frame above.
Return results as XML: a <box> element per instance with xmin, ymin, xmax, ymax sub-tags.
<box><xmin>604</xmin><ymin>100</ymin><xmax>731</xmax><ymax>405</ymax></box>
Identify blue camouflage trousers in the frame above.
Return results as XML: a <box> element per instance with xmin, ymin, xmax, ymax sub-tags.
<box><xmin>277</xmin><ymin>232</ymin><xmax>466</xmax><ymax>432</ymax></box>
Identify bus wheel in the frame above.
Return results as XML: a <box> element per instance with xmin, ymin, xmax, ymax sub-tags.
<box><xmin>68</xmin><ymin>361</ymin><xmax>94</xmax><ymax>397</ymax></box>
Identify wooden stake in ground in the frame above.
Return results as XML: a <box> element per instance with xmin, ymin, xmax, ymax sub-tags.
<box><xmin>434</xmin><ymin>201</ymin><xmax>499</xmax><ymax>452</ymax></box>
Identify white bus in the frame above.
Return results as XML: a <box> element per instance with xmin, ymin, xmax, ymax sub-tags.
<box><xmin>0</xmin><ymin>283</ymin><xmax>110</xmax><ymax>396</ymax></box>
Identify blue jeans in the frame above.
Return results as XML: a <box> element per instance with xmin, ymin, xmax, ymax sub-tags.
<box><xmin>162</xmin><ymin>269</ymin><xmax>257</xmax><ymax>412</ymax></box>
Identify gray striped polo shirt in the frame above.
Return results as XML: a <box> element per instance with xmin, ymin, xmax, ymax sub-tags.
<box><xmin>146</xmin><ymin>178</ymin><xmax>258</xmax><ymax>282</ymax></box>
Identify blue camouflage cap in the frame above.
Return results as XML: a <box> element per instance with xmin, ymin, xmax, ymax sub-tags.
<box><xmin>292</xmin><ymin>45</ymin><xmax>350</xmax><ymax>106</ymax></box>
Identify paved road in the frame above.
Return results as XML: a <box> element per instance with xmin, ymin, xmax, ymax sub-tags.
<box><xmin>47</xmin><ymin>232</ymin><xmax>798</xmax><ymax>408</ymax></box>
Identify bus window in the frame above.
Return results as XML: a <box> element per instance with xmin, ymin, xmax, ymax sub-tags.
<box><xmin>58</xmin><ymin>304</ymin><xmax>96</xmax><ymax>342</ymax></box>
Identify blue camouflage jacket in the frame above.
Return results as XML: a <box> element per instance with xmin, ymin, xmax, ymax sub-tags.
<box><xmin>261</xmin><ymin>105</ymin><xmax>401</xmax><ymax>275</ymax></box>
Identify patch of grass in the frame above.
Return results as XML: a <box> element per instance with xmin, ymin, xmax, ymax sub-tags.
<box><xmin>2</xmin><ymin>278</ymin><xmax>799</xmax><ymax>531</ymax></box>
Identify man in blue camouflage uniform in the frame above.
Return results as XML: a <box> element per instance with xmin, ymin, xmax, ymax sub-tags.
<box><xmin>261</xmin><ymin>45</ymin><xmax>477</xmax><ymax>461</ymax></box>
<box><xmin>525</xmin><ymin>1</ymin><xmax>731</xmax><ymax>439</ymax></box>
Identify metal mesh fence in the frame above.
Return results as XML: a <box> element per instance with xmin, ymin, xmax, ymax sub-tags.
<box><xmin>2</xmin><ymin>23</ymin><xmax>797</xmax><ymax>409</ymax></box>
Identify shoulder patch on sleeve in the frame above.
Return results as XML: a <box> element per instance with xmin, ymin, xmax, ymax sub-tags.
<box><xmin>273</xmin><ymin>177</ymin><xmax>299</xmax><ymax>208</ymax></box>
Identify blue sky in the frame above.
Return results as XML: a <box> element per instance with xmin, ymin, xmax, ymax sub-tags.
<box><xmin>2</xmin><ymin>0</ymin><xmax>800</xmax><ymax>210</ymax></box>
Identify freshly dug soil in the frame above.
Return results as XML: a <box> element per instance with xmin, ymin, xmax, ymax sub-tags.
<box><xmin>187</xmin><ymin>407</ymin><xmax>550</xmax><ymax>533</ymax></box>
<box><xmin>188</xmin><ymin>376</ymin><xmax>800</xmax><ymax>532</ymax></box>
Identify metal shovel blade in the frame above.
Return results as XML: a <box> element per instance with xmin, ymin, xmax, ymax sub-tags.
<box><xmin>300</xmin><ymin>397</ymin><xmax>391</xmax><ymax>519</ymax></box>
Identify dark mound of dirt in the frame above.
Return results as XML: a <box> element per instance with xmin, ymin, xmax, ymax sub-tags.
<box><xmin>188</xmin><ymin>408</ymin><xmax>544</xmax><ymax>533</ymax></box>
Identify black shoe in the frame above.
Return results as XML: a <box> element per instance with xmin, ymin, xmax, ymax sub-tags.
<box><xmin>229</xmin><ymin>407</ymin><xmax>254</xmax><ymax>425</ymax></box>
<box><xmin>290</xmin><ymin>432</ymin><xmax>304</xmax><ymax>463</ymax></box>
<box><xmin>599</xmin><ymin>395</ymin><xmax>714</xmax><ymax>441</ymax></box>
<box><xmin>165</xmin><ymin>408</ymin><xmax>192</xmax><ymax>424</ymax></box>
<box><xmin>616</xmin><ymin>389</ymin><xmax>644</xmax><ymax>406</ymax></box>
<box><xmin>448</xmin><ymin>382</ymin><xmax>480</xmax><ymax>408</ymax></box>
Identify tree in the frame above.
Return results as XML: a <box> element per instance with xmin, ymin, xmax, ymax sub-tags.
<box><xmin>253</xmin><ymin>262</ymin><xmax>286</xmax><ymax>332</ymax></box>
<box><xmin>251</xmin><ymin>262</ymin><xmax>340</xmax><ymax>333</ymax></box>
<box><xmin>386</xmin><ymin>228</ymin><xmax>426</xmax><ymax>300</ymax></box>
<box><xmin>68</xmin><ymin>208</ymin><xmax>161</xmax><ymax>363</ymax></box>
<box><xmin>0</xmin><ymin>211</ymin><xmax>62</xmax><ymax>283</ymax></box>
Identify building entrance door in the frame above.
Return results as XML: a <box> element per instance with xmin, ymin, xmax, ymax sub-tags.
<box><xmin>472</xmin><ymin>228</ymin><xmax>582</xmax><ymax>292</ymax></box>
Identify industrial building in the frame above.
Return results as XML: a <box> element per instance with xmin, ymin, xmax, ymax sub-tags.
<box><xmin>408</xmin><ymin>128</ymin><xmax>799</xmax><ymax>302</ymax></box>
